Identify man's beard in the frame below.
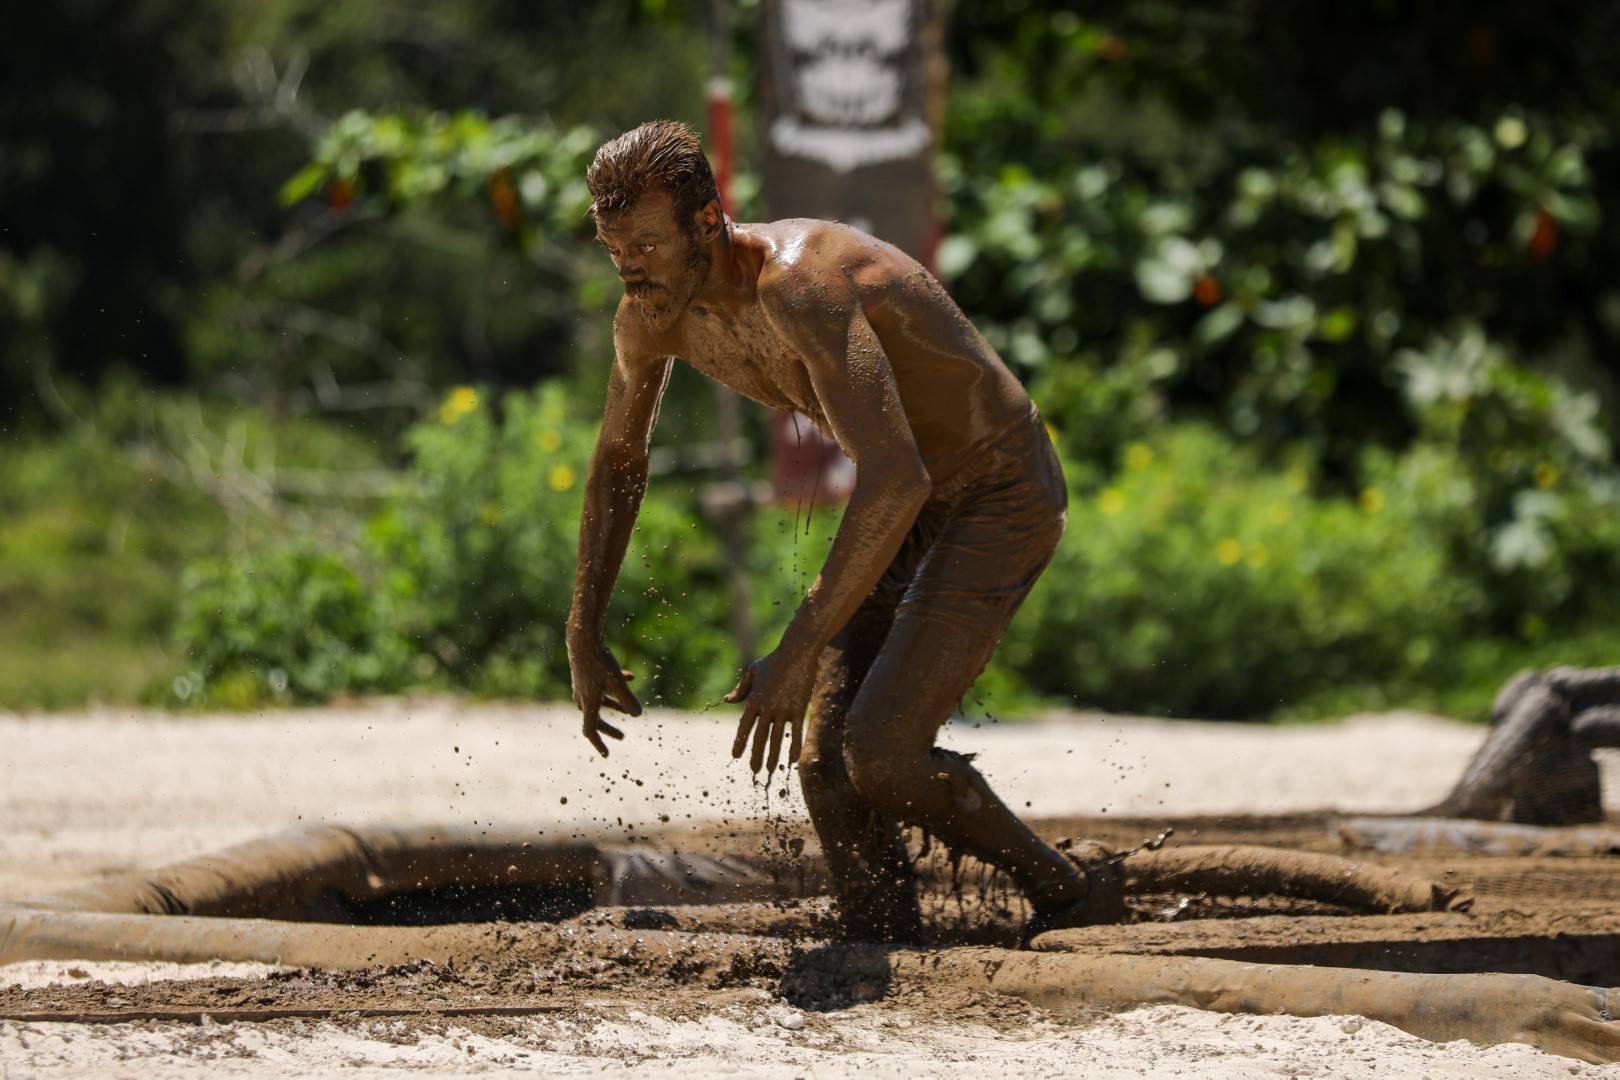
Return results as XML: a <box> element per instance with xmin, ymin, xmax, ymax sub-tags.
<box><xmin>629</xmin><ymin>242</ymin><xmax>711</xmax><ymax>331</ymax></box>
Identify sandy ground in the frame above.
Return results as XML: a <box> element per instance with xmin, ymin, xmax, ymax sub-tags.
<box><xmin>4</xmin><ymin>701</ymin><xmax>1619</xmax><ymax>1078</ymax></box>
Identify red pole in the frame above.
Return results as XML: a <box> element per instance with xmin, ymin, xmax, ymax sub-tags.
<box><xmin>708</xmin><ymin>79</ymin><xmax>735</xmax><ymax>215</ymax></box>
<box><xmin>707</xmin><ymin>0</ymin><xmax>735</xmax><ymax>215</ymax></box>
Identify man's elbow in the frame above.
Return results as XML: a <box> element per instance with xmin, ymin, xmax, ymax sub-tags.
<box><xmin>880</xmin><ymin>459</ymin><xmax>931</xmax><ymax>510</ymax></box>
<box><xmin>596</xmin><ymin>437</ymin><xmax>650</xmax><ymax>476</ymax></box>
<box><xmin>909</xmin><ymin>462</ymin><xmax>933</xmax><ymax>505</ymax></box>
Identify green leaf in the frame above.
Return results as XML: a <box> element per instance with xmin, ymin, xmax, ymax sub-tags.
<box><xmin>278</xmin><ymin>163</ymin><xmax>328</xmax><ymax>208</ymax></box>
<box><xmin>1195</xmin><ymin>303</ymin><xmax>1244</xmax><ymax>347</ymax></box>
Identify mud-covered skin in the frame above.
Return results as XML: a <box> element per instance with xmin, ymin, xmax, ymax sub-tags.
<box><xmin>566</xmin><ymin>188</ymin><xmax>1088</xmax><ymax>936</ymax></box>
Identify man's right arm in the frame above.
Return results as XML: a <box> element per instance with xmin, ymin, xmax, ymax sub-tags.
<box><xmin>565</xmin><ymin>313</ymin><xmax>673</xmax><ymax>756</ymax></box>
<box><xmin>567</xmin><ymin>327</ymin><xmax>673</xmax><ymax>647</ymax></box>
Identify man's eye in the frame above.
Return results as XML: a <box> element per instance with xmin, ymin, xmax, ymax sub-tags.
<box><xmin>637</xmin><ymin>243</ymin><xmax>656</xmax><ymax>254</ymax></box>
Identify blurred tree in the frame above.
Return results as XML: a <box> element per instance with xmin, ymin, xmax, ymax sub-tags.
<box><xmin>0</xmin><ymin>1</ymin><xmax>232</xmax><ymax>422</ymax></box>
<box><xmin>0</xmin><ymin>0</ymin><xmax>714</xmax><ymax>432</ymax></box>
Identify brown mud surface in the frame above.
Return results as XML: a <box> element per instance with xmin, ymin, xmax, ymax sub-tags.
<box><xmin>7</xmin><ymin>814</ymin><xmax>1620</xmax><ymax>1028</ymax></box>
<box><xmin>9</xmin><ymin>706</ymin><xmax>1620</xmax><ymax>1076</ymax></box>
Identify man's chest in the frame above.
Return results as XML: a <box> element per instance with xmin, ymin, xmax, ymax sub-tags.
<box><xmin>676</xmin><ymin>312</ymin><xmax>821</xmax><ymax>418</ymax></box>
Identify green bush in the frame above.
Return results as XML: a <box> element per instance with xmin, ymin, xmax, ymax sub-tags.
<box><xmin>1384</xmin><ymin>323</ymin><xmax>1620</xmax><ymax>633</ymax></box>
<box><xmin>1006</xmin><ymin>425</ymin><xmax>1484</xmax><ymax>718</ymax></box>
<box><xmin>0</xmin><ymin>382</ymin><xmax>392</xmax><ymax>709</ymax></box>
<box><xmin>167</xmin><ymin>381</ymin><xmax>1620</xmax><ymax>720</ymax></box>
<box><xmin>174</xmin><ymin>547</ymin><xmax>402</xmax><ymax>706</ymax></box>
<box><xmin>170</xmin><ymin>382</ymin><xmax>840</xmax><ymax>709</ymax></box>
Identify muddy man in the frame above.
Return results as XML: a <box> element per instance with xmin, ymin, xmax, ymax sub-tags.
<box><xmin>565</xmin><ymin>120</ymin><xmax>1111</xmax><ymax>941</ymax></box>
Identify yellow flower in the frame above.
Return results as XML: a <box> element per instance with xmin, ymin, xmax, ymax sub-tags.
<box><xmin>1245</xmin><ymin>543</ymin><xmax>1270</xmax><ymax>568</ymax></box>
<box><xmin>1359</xmin><ymin>487</ymin><xmax>1385</xmax><ymax>513</ymax></box>
<box><xmin>1124</xmin><ymin>442</ymin><xmax>1155</xmax><ymax>471</ymax></box>
<box><xmin>1534</xmin><ymin>462</ymin><xmax>1560</xmax><ymax>489</ymax></box>
<box><xmin>439</xmin><ymin>385</ymin><xmax>479</xmax><ymax>425</ymax></box>
<box><xmin>1215</xmin><ymin>538</ymin><xmax>1243</xmax><ymax>566</ymax></box>
<box><xmin>548</xmin><ymin>463</ymin><xmax>577</xmax><ymax>492</ymax></box>
<box><xmin>537</xmin><ymin>429</ymin><xmax>563</xmax><ymax>453</ymax></box>
<box><xmin>1097</xmin><ymin>487</ymin><xmax>1126</xmax><ymax>515</ymax></box>
<box><xmin>1266</xmin><ymin>501</ymin><xmax>1293</xmax><ymax>526</ymax></box>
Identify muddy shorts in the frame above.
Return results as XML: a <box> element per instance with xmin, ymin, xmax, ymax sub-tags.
<box><xmin>874</xmin><ymin>403</ymin><xmax>1068</xmax><ymax>641</ymax></box>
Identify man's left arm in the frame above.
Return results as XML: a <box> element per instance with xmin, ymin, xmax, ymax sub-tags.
<box><xmin>725</xmin><ymin>280</ymin><xmax>932</xmax><ymax>772</ymax></box>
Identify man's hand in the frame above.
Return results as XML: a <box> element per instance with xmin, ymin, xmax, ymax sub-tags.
<box><xmin>568</xmin><ymin>635</ymin><xmax>642</xmax><ymax>757</ymax></box>
<box><xmin>726</xmin><ymin>647</ymin><xmax>819</xmax><ymax>774</ymax></box>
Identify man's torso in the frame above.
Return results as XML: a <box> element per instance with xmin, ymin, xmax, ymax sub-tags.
<box><xmin>665</xmin><ymin>219</ymin><xmax>1035</xmax><ymax>487</ymax></box>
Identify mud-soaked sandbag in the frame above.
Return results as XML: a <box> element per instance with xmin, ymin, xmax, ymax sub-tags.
<box><xmin>1123</xmin><ymin>845</ymin><xmax>1470</xmax><ymax>913</ymax></box>
<box><xmin>0</xmin><ymin>907</ymin><xmax>480</xmax><ymax>968</ymax></box>
<box><xmin>1340</xmin><ymin>816</ymin><xmax>1620</xmax><ymax>857</ymax></box>
<box><xmin>0</xmin><ymin>825</ymin><xmax>821</xmax><ymax>966</ymax></box>
<box><xmin>20</xmin><ymin>827</ymin><xmax>599</xmax><ymax>920</ymax></box>
<box><xmin>784</xmin><ymin>942</ymin><xmax>1620</xmax><ymax>1065</ymax></box>
<box><xmin>14</xmin><ymin>825</ymin><xmax>818</xmax><ymax>921</ymax></box>
<box><xmin>1424</xmin><ymin>665</ymin><xmax>1620</xmax><ymax>826</ymax></box>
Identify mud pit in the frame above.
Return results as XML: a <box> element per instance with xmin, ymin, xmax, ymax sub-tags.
<box><xmin>8</xmin><ymin>706</ymin><xmax>1620</xmax><ymax>1077</ymax></box>
<box><xmin>4</xmin><ymin>813</ymin><xmax>1619</xmax><ymax>1065</ymax></box>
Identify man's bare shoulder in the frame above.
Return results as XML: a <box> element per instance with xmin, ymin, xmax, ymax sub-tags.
<box><xmin>748</xmin><ymin>218</ymin><xmax>914</xmax><ymax>311</ymax></box>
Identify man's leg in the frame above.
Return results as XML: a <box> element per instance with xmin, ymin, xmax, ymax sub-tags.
<box><xmin>838</xmin><ymin>610</ymin><xmax>1087</xmax><ymax>914</ymax></box>
<box><xmin>797</xmin><ymin>523</ymin><xmax>939</xmax><ymax>941</ymax></box>
<box><xmin>836</xmin><ymin>416</ymin><xmax>1093</xmax><ymax>918</ymax></box>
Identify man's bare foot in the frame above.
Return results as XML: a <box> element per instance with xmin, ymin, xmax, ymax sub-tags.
<box><xmin>1023</xmin><ymin>844</ymin><xmax>1129</xmax><ymax>945</ymax></box>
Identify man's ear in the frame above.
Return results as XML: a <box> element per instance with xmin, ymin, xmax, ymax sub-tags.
<box><xmin>693</xmin><ymin>199</ymin><xmax>724</xmax><ymax>243</ymax></box>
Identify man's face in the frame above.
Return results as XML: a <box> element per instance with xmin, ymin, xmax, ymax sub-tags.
<box><xmin>595</xmin><ymin>189</ymin><xmax>710</xmax><ymax>332</ymax></box>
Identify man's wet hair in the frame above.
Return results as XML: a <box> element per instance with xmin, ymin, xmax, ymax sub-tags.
<box><xmin>586</xmin><ymin>120</ymin><xmax>721</xmax><ymax>236</ymax></box>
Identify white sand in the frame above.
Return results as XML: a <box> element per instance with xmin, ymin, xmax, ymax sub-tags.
<box><xmin>4</xmin><ymin>702</ymin><xmax>1618</xmax><ymax>1078</ymax></box>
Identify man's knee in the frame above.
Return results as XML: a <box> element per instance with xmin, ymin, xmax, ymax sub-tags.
<box><xmin>841</xmin><ymin>717</ymin><xmax>930</xmax><ymax>814</ymax></box>
<box><xmin>796</xmin><ymin>737</ymin><xmax>841</xmax><ymax>795</ymax></box>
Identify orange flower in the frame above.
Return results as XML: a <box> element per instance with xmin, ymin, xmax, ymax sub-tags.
<box><xmin>1528</xmin><ymin>209</ymin><xmax>1557</xmax><ymax>261</ymax></box>
<box><xmin>489</xmin><ymin>170</ymin><xmax>520</xmax><ymax>231</ymax></box>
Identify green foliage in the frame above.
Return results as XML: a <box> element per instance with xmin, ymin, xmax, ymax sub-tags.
<box><xmin>164</xmin><ymin>385</ymin><xmax>1620</xmax><ymax>722</ymax></box>
<box><xmin>169</xmin><ymin>383</ymin><xmax>834</xmax><ymax>709</ymax></box>
<box><xmin>281</xmin><ymin>110</ymin><xmax>601</xmax><ymax>245</ymax></box>
<box><xmin>1005</xmin><ymin>426</ymin><xmax>1480</xmax><ymax>718</ymax></box>
<box><xmin>0</xmin><ymin>383</ymin><xmax>385</xmax><ymax>708</ymax></box>
<box><xmin>3</xmin><ymin>2</ymin><xmax>714</xmax><ymax>427</ymax></box>
<box><xmin>174</xmin><ymin>548</ymin><xmax>398</xmax><ymax>706</ymax></box>
<box><xmin>0</xmin><ymin>428</ymin><xmax>217</xmax><ymax>709</ymax></box>
<box><xmin>941</xmin><ymin>6</ymin><xmax>1620</xmax><ymax>477</ymax></box>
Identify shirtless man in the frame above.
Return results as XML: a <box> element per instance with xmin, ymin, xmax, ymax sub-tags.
<box><xmin>565</xmin><ymin>120</ymin><xmax>1112</xmax><ymax>941</ymax></box>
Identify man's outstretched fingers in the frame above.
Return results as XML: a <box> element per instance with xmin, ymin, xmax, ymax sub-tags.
<box><xmin>788</xmin><ymin>717</ymin><xmax>803</xmax><ymax>766</ymax></box>
<box><xmin>611</xmin><ymin>669</ymin><xmax>643</xmax><ymax>716</ymax></box>
<box><xmin>750</xmin><ymin>712</ymin><xmax>776</xmax><ymax>774</ymax></box>
<box><xmin>732</xmin><ymin>702</ymin><xmax>760</xmax><ymax>758</ymax></box>
<box><xmin>583</xmin><ymin>705</ymin><xmax>609</xmax><ymax>758</ymax></box>
<box><xmin>765</xmin><ymin>713</ymin><xmax>787</xmax><ymax>774</ymax></box>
